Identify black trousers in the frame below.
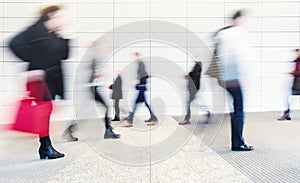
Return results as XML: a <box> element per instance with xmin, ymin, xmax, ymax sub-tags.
<box><xmin>226</xmin><ymin>83</ymin><xmax>245</xmax><ymax>147</ymax></box>
<box><xmin>114</xmin><ymin>99</ymin><xmax>120</xmax><ymax>119</ymax></box>
<box><xmin>92</xmin><ymin>86</ymin><xmax>110</xmax><ymax>129</ymax></box>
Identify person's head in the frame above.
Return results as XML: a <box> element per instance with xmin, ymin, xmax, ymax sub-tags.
<box><xmin>134</xmin><ymin>52</ymin><xmax>140</xmax><ymax>61</ymax></box>
<box><xmin>191</xmin><ymin>55</ymin><xmax>199</xmax><ymax>62</ymax></box>
<box><xmin>115</xmin><ymin>69</ymin><xmax>121</xmax><ymax>75</ymax></box>
<box><xmin>232</xmin><ymin>10</ymin><xmax>244</xmax><ymax>26</ymax></box>
<box><xmin>39</xmin><ymin>5</ymin><xmax>61</xmax><ymax>20</ymax></box>
<box><xmin>90</xmin><ymin>40</ymin><xmax>101</xmax><ymax>54</ymax></box>
<box><xmin>295</xmin><ymin>48</ymin><xmax>300</xmax><ymax>57</ymax></box>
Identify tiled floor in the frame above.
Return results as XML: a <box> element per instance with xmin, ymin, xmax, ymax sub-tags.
<box><xmin>1</xmin><ymin>112</ymin><xmax>300</xmax><ymax>182</ymax></box>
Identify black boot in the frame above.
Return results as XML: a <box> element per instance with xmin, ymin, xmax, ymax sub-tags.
<box><xmin>111</xmin><ymin>115</ymin><xmax>120</xmax><ymax>121</ymax></box>
<box><xmin>62</xmin><ymin>123</ymin><xmax>78</xmax><ymax>142</ymax></box>
<box><xmin>278</xmin><ymin>113</ymin><xmax>291</xmax><ymax>121</ymax></box>
<box><xmin>104</xmin><ymin>127</ymin><xmax>120</xmax><ymax>139</ymax></box>
<box><xmin>39</xmin><ymin>136</ymin><xmax>65</xmax><ymax>159</ymax></box>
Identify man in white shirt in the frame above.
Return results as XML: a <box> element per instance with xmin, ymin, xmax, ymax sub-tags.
<box><xmin>216</xmin><ymin>10</ymin><xmax>253</xmax><ymax>151</ymax></box>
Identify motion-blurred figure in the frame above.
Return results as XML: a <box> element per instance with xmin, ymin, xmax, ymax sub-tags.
<box><xmin>121</xmin><ymin>52</ymin><xmax>158</xmax><ymax>127</ymax></box>
<box><xmin>215</xmin><ymin>10</ymin><xmax>253</xmax><ymax>151</ymax></box>
<box><xmin>278</xmin><ymin>49</ymin><xmax>300</xmax><ymax>121</ymax></box>
<box><xmin>179</xmin><ymin>56</ymin><xmax>210</xmax><ymax>125</ymax></box>
<box><xmin>110</xmin><ymin>70</ymin><xmax>123</xmax><ymax>121</ymax></box>
<box><xmin>9</xmin><ymin>5</ymin><xmax>70</xmax><ymax>159</ymax></box>
<box><xmin>90</xmin><ymin>42</ymin><xmax>120</xmax><ymax>139</ymax></box>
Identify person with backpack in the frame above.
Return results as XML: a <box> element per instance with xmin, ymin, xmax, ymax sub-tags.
<box><xmin>215</xmin><ymin>10</ymin><xmax>254</xmax><ymax>151</ymax></box>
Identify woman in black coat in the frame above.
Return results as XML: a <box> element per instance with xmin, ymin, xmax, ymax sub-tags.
<box><xmin>10</xmin><ymin>5</ymin><xmax>69</xmax><ymax>159</ymax></box>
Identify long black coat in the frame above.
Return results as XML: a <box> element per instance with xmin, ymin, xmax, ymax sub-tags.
<box><xmin>188</xmin><ymin>61</ymin><xmax>202</xmax><ymax>93</ymax></box>
<box><xmin>111</xmin><ymin>75</ymin><xmax>122</xmax><ymax>99</ymax></box>
<box><xmin>10</xmin><ymin>17</ymin><xmax>69</xmax><ymax>99</ymax></box>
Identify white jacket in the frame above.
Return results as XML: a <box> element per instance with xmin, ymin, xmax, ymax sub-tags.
<box><xmin>216</xmin><ymin>26</ymin><xmax>249</xmax><ymax>81</ymax></box>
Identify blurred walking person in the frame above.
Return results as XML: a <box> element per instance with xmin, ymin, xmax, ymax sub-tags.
<box><xmin>90</xmin><ymin>42</ymin><xmax>120</xmax><ymax>139</ymax></box>
<box><xmin>278</xmin><ymin>49</ymin><xmax>300</xmax><ymax>121</ymax></box>
<box><xmin>110</xmin><ymin>70</ymin><xmax>123</xmax><ymax>121</ymax></box>
<box><xmin>9</xmin><ymin>5</ymin><xmax>70</xmax><ymax>159</ymax></box>
<box><xmin>121</xmin><ymin>52</ymin><xmax>158</xmax><ymax>127</ymax></box>
<box><xmin>215</xmin><ymin>10</ymin><xmax>253</xmax><ymax>151</ymax></box>
<box><xmin>179</xmin><ymin>56</ymin><xmax>210</xmax><ymax>125</ymax></box>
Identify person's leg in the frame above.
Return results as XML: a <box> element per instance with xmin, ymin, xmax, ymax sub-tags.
<box><xmin>226</xmin><ymin>86</ymin><xmax>245</xmax><ymax>148</ymax></box>
<box><xmin>142</xmin><ymin>88</ymin><xmax>158</xmax><ymax>122</ymax></box>
<box><xmin>278</xmin><ymin>95</ymin><xmax>291</xmax><ymax>120</ymax></box>
<box><xmin>93</xmin><ymin>86</ymin><xmax>111</xmax><ymax>129</ymax></box>
<box><xmin>186</xmin><ymin>92</ymin><xmax>196</xmax><ymax>120</ymax></box>
<box><xmin>144</xmin><ymin>100</ymin><xmax>158</xmax><ymax>121</ymax></box>
<box><xmin>121</xmin><ymin>93</ymin><xmax>139</xmax><ymax>127</ymax></box>
<box><xmin>128</xmin><ymin>100</ymin><xmax>138</xmax><ymax>123</ymax></box>
<box><xmin>144</xmin><ymin>100</ymin><xmax>153</xmax><ymax>116</ymax></box>
<box><xmin>28</xmin><ymin>80</ymin><xmax>64</xmax><ymax>159</ymax></box>
<box><xmin>179</xmin><ymin>92</ymin><xmax>196</xmax><ymax>125</ymax></box>
<box><xmin>93</xmin><ymin>87</ymin><xmax>120</xmax><ymax>138</ymax></box>
<box><xmin>113</xmin><ymin>99</ymin><xmax>120</xmax><ymax>120</ymax></box>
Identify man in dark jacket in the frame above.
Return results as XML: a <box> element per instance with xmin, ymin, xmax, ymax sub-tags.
<box><xmin>111</xmin><ymin>70</ymin><xmax>123</xmax><ymax>121</ymax></box>
<box><xmin>179</xmin><ymin>57</ymin><xmax>209</xmax><ymax>125</ymax></box>
<box><xmin>120</xmin><ymin>52</ymin><xmax>158</xmax><ymax>127</ymax></box>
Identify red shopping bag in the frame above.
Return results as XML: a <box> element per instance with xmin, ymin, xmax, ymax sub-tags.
<box><xmin>12</xmin><ymin>98</ymin><xmax>53</xmax><ymax>134</ymax></box>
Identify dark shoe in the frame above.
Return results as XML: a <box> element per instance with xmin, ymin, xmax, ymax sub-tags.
<box><xmin>146</xmin><ymin>121</ymin><xmax>158</xmax><ymax>126</ymax></box>
<box><xmin>145</xmin><ymin>115</ymin><xmax>158</xmax><ymax>123</ymax></box>
<box><xmin>62</xmin><ymin>124</ymin><xmax>78</xmax><ymax>142</ymax></box>
<box><xmin>203</xmin><ymin>111</ymin><xmax>211</xmax><ymax>124</ymax></box>
<box><xmin>145</xmin><ymin>118</ymin><xmax>152</xmax><ymax>123</ymax></box>
<box><xmin>179</xmin><ymin>119</ymin><xmax>191</xmax><ymax>125</ymax></box>
<box><xmin>231</xmin><ymin>144</ymin><xmax>254</xmax><ymax>151</ymax></box>
<box><xmin>104</xmin><ymin>128</ymin><xmax>120</xmax><ymax>139</ymax></box>
<box><xmin>112</xmin><ymin>117</ymin><xmax>120</xmax><ymax>121</ymax></box>
<box><xmin>278</xmin><ymin>113</ymin><xmax>291</xmax><ymax>121</ymax></box>
<box><xmin>39</xmin><ymin>137</ymin><xmax>65</xmax><ymax>159</ymax></box>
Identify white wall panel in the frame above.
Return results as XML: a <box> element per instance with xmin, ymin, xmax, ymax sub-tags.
<box><xmin>151</xmin><ymin>3</ymin><xmax>187</xmax><ymax>18</ymax></box>
<box><xmin>0</xmin><ymin>0</ymin><xmax>300</xmax><ymax>124</ymax></box>
<box><xmin>262</xmin><ymin>33</ymin><xmax>299</xmax><ymax>47</ymax></box>
<box><xmin>262</xmin><ymin>48</ymin><xmax>297</xmax><ymax>62</ymax></box>
<box><xmin>262</xmin><ymin>18</ymin><xmax>300</xmax><ymax>32</ymax></box>
<box><xmin>3</xmin><ymin>3</ymin><xmax>40</xmax><ymax>17</ymax></box>
<box><xmin>77</xmin><ymin>4</ymin><xmax>113</xmax><ymax>17</ymax></box>
<box><xmin>188</xmin><ymin>3</ymin><xmax>225</xmax><ymax>18</ymax></box>
<box><xmin>77</xmin><ymin>18</ymin><xmax>113</xmax><ymax>33</ymax></box>
<box><xmin>188</xmin><ymin>18</ymin><xmax>224</xmax><ymax>33</ymax></box>
<box><xmin>3</xmin><ymin>18</ymin><xmax>35</xmax><ymax>32</ymax></box>
<box><xmin>114</xmin><ymin>4</ymin><xmax>149</xmax><ymax>17</ymax></box>
<box><xmin>263</xmin><ymin>2</ymin><xmax>300</xmax><ymax>17</ymax></box>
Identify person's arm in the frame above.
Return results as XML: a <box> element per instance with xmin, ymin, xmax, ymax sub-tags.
<box><xmin>291</xmin><ymin>59</ymin><xmax>300</xmax><ymax>76</ymax></box>
<box><xmin>61</xmin><ymin>39</ymin><xmax>69</xmax><ymax>60</ymax></box>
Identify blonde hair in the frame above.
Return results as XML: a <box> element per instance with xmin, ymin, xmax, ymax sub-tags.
<box><xmin>39</xmin><ymin>4</ymin><xmax>60</xmax><ymax>17</ymax></box>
